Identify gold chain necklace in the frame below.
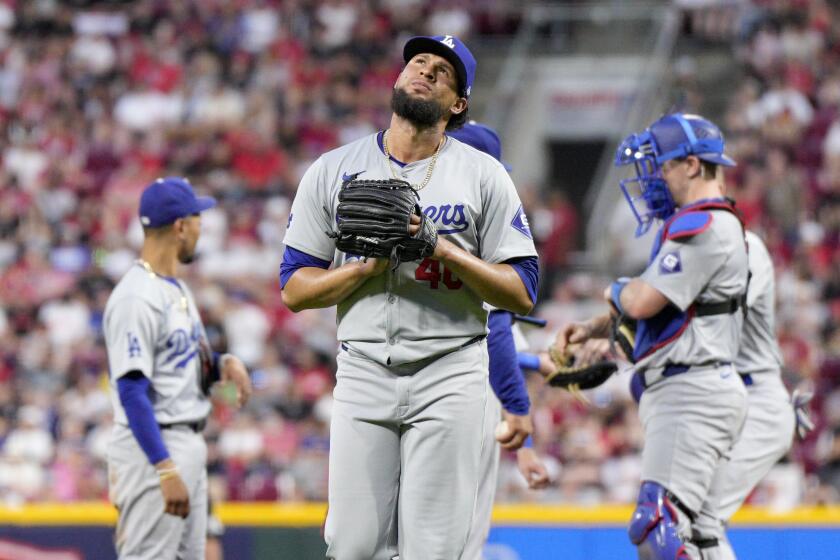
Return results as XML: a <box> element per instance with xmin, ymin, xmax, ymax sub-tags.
<box><xmin>382</xmin><ymin>129</ymin><xmax>444</xmax><ymax>191</ymax></box>
<box><xmin>136</xmin><ymin>259</ymin><xmax>188</xmax><ymax>312</ymax></box>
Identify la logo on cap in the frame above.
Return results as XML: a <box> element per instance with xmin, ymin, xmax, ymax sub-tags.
<box><xmin>441</xmin><ymin>35</ymin><xmax>455</xmax><ymax>48</ymax></box>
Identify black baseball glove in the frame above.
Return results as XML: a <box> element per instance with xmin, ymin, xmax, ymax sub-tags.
<box><xmin>331</xmin><ymin>178</ymin><xmax>437</xmax><ymax>267</ymax></box>
<box><xmin>545</xmin><ymin>344</ymin><xmax>617</xmax><ymax>402</ymax></box>
<box><xmin>198</xmin><ymin>337</ymin><xmax>218</xmax><ymax>396</ymax></box>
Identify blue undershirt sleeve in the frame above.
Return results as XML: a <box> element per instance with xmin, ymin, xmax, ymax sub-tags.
<box><xmin>518</xmin><ymin>352</ymin><xmax>541</xmax><ymax>371</ymax></box>
<box><xmin>117</xmin><ymin>371</ymin><xmax>169</xmax><ymax>465</ymax></box>
<box><xmin>279</xmin><ymin>246</ymin><xmax>332</xmax><ymax>289</ymax></box>
<box><xmin>504</xmin><ymin>256</ymin><xmax>539</xmax><ymax>305</ymax></box>
<box><xmin>487</xmin><ymin>310</ymin><xmax>530</xmax><ymax>415</ymax></box>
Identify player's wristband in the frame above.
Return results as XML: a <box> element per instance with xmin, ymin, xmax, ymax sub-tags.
<box><xmin>523</xmin><ymin>435</ymin><xmax>533</xmax><ymax>448</ymax></box>
<box><xmin>157</xmin><ymin>467</ymin><xmax>179</xmax><ymax>482</ymax></box>
<box><xmin>609</xmin><ymin>279</ymin><xmax>629</xmax><ymax>315</ymax></box>
<box><xmin>518</xmin><ymin>352</ymin><xmax>541</xmax><ymax>372</ymax></box>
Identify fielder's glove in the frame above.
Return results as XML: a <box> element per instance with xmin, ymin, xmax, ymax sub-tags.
<box><xmin>198</xmin><ymin>338</ymin><xmax>218</xmax><ymax>396</ymax></box>
<box><xmin>546</xmin><ymin>344</ymin><xmax>618</xmax><ymax>403</ymax></box>
<box><xmin>791</xmin><ymin>388</ymin><xmax>815</xmax><ymax>440</ymax></box>
<box><xmin>330</xmin><ymin>178</ymin><xmax>437</xmax><ymax>267</ymax></box>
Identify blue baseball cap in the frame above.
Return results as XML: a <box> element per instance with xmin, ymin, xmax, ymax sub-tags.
<box><xmin>403</xmin><ymin>35</ymin><xmax>476</xmax><ymax>98</ymax></box>
<box><xmin>448</xmin><ymin>121</ymin><xmax>512</xmax><ymax>171</ymax></box>
<box><xmin>139</xmin><ymin>177</ymin><xmax>216</xmax><ymax>228</ymax></box>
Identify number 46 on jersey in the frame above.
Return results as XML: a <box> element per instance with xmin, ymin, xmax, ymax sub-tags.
<box><xmin>415</xmin><ymin>258</ymin><xmax>462</xmax><ymax>290</ymax></box>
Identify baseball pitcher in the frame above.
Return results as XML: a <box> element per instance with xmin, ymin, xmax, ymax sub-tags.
<box><xmin>281</xmin><ymin>36</ymin><xmax>539</xmax><ymax>559</ymax></box>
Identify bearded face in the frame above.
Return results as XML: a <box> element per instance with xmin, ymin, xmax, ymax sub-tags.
<box><xmin>390</xmin><ymin>86</ymin><xmax>450</xmax><ymax>128</ymax></box>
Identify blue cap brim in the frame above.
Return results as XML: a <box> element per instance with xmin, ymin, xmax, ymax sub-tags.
<box><xmin>194</xmin><ymin>196</ymin><xmax>217</xmax><ymax>213</ymax></box>
<box><xmin>403</xmin><ymin>37</ymin><xmax>468</xmax><ymax>98</ymax></box>
<box><xmin>698</xmin><ymin>153</ymin><xmax>737</xmax><ymax>167</ymax></box>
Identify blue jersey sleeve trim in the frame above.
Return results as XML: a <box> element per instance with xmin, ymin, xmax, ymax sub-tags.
<box><xmin>487</xmin><ymin>310</ymin><xmax>530</xmax><ymax>415</ymax></box>
<box><xmin>117</xmin><ymin>372</ymin><xmax>169</xmax><ymax>465</ymax></box>
<box><xmin>505</xmin><ymin>256</ymin><xmax>539</xmax><ymax>305</ymax></box>
<box><xmin>279</xmin><ymin>246</ymin><xmax>332</xmax><ymax>289</ymax></box>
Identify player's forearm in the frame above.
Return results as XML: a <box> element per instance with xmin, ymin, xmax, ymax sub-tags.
<box><xmin>617</xmin><ymin>279</ymin><xmax>669</xmax><ymax>319</ymax></box>
<box><xmin>435</xmin><ymin>241</ymin><xmax>534</xmax><ymax>315</ymax></box>
<box><xmin>586</xmin><ymin>313</ymin><xmax>613</xmax><ymax>338</ymax></box>
<box><xmin>281</xmin><ymin>262</ymin><xmax>378</xmax><ymax>311</ymax></box>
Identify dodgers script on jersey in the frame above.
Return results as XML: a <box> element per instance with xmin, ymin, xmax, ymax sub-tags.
<box><xmin>104</xmin><ymin>263</ymin><xmax>211</xmax><ymax>425</ymax></box>
<box><xmin>283</xmin><ymin>132</ymin><xmax>538</xmax><ymax>365</ymax></box>
<box><xmin>736</xmin><ymin>231</ymin><xmax>783</xmax><ymax>376</ymax></box>
<box><xmin>637</xmin><ymin>210</ymin><xmax>748</xmax><ymax>370</ymax></box>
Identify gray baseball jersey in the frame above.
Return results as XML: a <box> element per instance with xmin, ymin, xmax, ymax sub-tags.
<box><xmin>638</xmin><ymin>210</ymin><xmax>748</xmax><ymax>371</ymax></box>
<box><xmin>283</xmin><ymin>133</ymin><xmax>538</xmax><ymax>365</ymax></box>
<box><xmin>735</xmin><ymin>231</ymin><xmax>783</xmax><ymax>376</ymax></box>
<box><xmin>104</xmin><ymin>262</ymin><xmax>211</xmax><ymax>425</ymax></box>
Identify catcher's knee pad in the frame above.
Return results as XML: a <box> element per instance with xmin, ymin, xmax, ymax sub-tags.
<box><xmin>628</xmin><ymin>481</ymin><xmax>690</xmax><ymax>560</ymax></box>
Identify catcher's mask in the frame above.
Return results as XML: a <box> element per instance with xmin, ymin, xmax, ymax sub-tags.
<box><xmin>614</xmin><ymin>113</ymin><xmax>736</xmax><ymax>237</ymax></box>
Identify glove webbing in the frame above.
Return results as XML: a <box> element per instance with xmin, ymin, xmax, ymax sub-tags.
<box><xmin>547</xmin><ymin>345</ymin><xmax>589</xmax><ymax>404</ymax></box>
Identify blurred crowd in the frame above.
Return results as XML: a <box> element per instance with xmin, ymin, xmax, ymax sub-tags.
<box><xmin>0</xmin><ymin>0</ymin><xmax>837</xmax><ymax>511</ymax></box>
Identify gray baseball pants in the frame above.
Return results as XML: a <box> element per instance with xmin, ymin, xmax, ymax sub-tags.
<box><xmin>325</xmin><ymin>340</ymin><xmax>490</xmax><ymax>560</ymax></box>
<box><xmin>638</xmin><ymin>365</ymin><xmax>748</xmax><ymax>560</ymax></box>
<box><xmin>462</xmin><ymin>394</ymin><xmax>502</xmax><ymax>560</ymax></box>
<box><xmin>694</xmin><ymin>374</ymin><xmax>795</xmax><ymax>559</ymax></box>
<box><xmin>107</xmin><ymin>424</ymin><xmax>208</xmax><ymax>560</ymax></box>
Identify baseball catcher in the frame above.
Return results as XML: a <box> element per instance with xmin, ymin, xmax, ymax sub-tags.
<box><xmin>331</xmin><ymin>177</ymin><xmax>438</xmax><ymax>267</ymax></box>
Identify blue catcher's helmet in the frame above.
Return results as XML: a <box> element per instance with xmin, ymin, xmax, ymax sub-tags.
<box><xmin>614</xmin><ymin>113</ymin><xmax>736</xmax><ymax>237</ymax></box>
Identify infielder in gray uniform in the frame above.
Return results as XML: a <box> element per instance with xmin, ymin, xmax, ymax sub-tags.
<box><xmin>448</xmin><ymin>122</ymin><xmax>550</xmax><ymax>560</ymax></box>
<box><xmin>689</xmin><ymin>229</ymin><xmax>795</xmax><ymax>559</ymax></box>
<box><xmin>556</xmin><ymin>114</ymin><xmax>749</xmax><ymax>559</ymax></box>
<box><xmin>104</xmin><ymin>177</ymin><xmax>251</xmax><ymax>560</ymax></box>
<box><xmin>280</xmin><ymin>36</ymin><xmax>539</xmax><ymax>559</ymax></box>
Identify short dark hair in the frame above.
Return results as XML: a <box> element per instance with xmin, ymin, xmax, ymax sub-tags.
<box><xmin>446</xmin><ymin>107</ymin><xmax>469</xmax><ymax>131</ymax></box>
<box><xmin>699</xmin><ymin>159</ymin><xmax>718</xmax><ymax>180</ymax></box>
<box><xmin>671</xmin><ymin>156</ymin><xmax>718</xmax><ymax>180</ymax></box>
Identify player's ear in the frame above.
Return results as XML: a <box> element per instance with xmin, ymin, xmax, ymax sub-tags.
<box><xmin>685</xmin><ymin>156</ymin><xmax>702</xmax><ymax>179</ymax></box>
<box><xmin>173</xmin><ymin>217</ymin><xmax>186</xmax><ymax>238</ymax></box>
<box><xmin>449</xmin><ymin>97</ymin><xmax>467</xmax><ymax>117</ymax></box>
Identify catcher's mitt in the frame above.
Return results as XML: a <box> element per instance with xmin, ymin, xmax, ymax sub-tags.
<box><xmin>611</xmin><ymin>314</ymin><xmax>637</xmax><ymax>363</ymax></box>
<box><xmin>546</xmin><ymin>344</ymin><xmax>617</xmax><ymax>402</ymax></box>
<box><xmin>331</xmin><ymin>178</ymin><xmax>437</xmax><ymax>267</ymax></box>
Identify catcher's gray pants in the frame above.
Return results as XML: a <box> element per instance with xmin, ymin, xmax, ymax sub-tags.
<box><xmin>693</xmin><ymin>373</ymin><xmax>794</xmax><ymax>559</ymax></box>
<box><xmin>107</xmin><ymin>424</ymin><xmax>208</xmax><ymax>560</ymax></box>
<box><xmin>462</xmin><ymin>394</ymin><xmax>502</xmax><ymax>560</ymax></box>
<box><xmin>638</xmin><ymin>364</ymin><xmax>747</xmax><ymax>560</ymax></box>
<box><xmin>325</xmin><ymin>340</ymin><xmax>490</xmax><ymax>560</ymax></box>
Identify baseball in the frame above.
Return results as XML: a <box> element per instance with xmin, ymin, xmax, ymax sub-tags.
<box><xmin>494</xmin><ymin>420</ymin><xmax>511</xmax><ymax>441</ymax></box>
